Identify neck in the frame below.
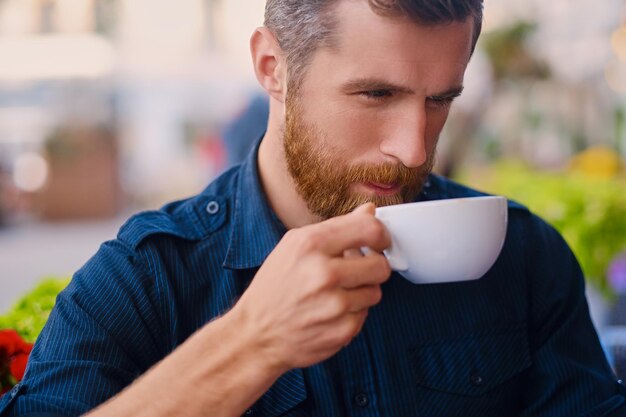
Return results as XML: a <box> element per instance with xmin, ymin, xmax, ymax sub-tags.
<box><xmin>257</xmin><ymin>103</ymin><xmax>320</xmax><ymax>230</ymax></box>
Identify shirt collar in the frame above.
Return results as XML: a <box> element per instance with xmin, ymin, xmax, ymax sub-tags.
<box><xmin>223</xmin><ymin>137</ymin><xmax>287</xmax><ymax>270</ymax></box>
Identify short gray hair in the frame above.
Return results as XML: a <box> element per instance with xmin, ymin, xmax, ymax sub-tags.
<box><xmin>264</xmin><ymin>0</ymin><xmax>484</xmax><ymax>88</ymax></box>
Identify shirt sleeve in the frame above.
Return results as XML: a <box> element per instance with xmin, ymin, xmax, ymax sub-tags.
<box><xmin>0</xmin><ymin>240</ymin><xmax>167</xmax><ymax>417</ymax></box>
<box><xmin>520</xmin><ymin>214</ymin><xmax>626</xmax><ymax>416</ymax></box>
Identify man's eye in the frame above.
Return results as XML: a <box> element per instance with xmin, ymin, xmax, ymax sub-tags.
<box><xmin>360</xmin><ymin>90</ymin><xmax>393</xmax><ymax>100</ymax></box>
<box><xmin>427</xmin><ymin>97</ymin><xmax>455</xmax><ymax>108</ymax></box>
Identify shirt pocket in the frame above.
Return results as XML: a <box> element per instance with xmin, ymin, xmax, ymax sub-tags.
<box><xmin>408</xmin><ymin>327</ymin><xmax>531</xmax><ymax>397</ymax></box>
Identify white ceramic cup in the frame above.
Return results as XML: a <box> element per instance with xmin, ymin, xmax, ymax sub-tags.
<box><xmin>373</xmin><ymin>196</ymin><xmax>508</xmax><ymax>284</ymax></box>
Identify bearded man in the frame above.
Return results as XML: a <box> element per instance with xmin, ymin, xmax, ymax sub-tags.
<box><xmin>1</xmin><ymin>1</ymin><xmax>625</xmax><ymax>416</ymax></box>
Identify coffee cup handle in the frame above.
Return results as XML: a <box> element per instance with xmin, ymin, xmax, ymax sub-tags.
<box><xmin>383</xmin><ymin>249</ymin><xmax>410</xmax><ymax>272</ymax></box>
<box><xmin>360</xmin><ymin>247</ymin><xmax>410</xmax><ymax>272</ymax></box>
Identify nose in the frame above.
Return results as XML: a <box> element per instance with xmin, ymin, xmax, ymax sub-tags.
<box><xmin>379</xmin><ymin>107</ymin><xmax>428</xmax><ymax>169</ymax></box>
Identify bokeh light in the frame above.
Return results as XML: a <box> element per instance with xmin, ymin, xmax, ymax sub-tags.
<box><xmin>12</xmin><ymin>153</ymin><xmax>49</xmax><ymax>192</ymax></box>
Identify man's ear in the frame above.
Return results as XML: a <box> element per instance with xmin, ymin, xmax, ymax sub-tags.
<box><xmin>250</xmin><ymin>27</ymin><xmax>287</xmax><ymax>103</ymax></box>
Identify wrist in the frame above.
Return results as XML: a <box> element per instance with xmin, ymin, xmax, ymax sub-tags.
<box><xmin>226</xmin><ymin>303</ymin><xmax>290</xmax><ymax>379</ymax></box>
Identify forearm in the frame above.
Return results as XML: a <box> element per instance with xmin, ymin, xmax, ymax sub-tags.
<box><xmin>85</xmin><ymin>309</ymin><xmax>283</xmax><ymax>417</ymax></box>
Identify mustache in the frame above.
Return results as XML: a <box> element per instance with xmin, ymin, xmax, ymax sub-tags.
<box><xmin>344</xmin><ymin>162</ymin><xmax>423</xmax><ymax>186</ymax></box>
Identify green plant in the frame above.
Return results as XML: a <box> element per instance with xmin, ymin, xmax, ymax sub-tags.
<box><xmin>480</xmin><ymin>21</ymin><xmax>550</xmax><ymax>81</ymax></box>
<box><xmin>0</xmin><ymin>278</ymin><xmax>70</xmax><ymax>343</ymax></box>
<box><xmin>459</xmin><ymin>161</ymin><xmax>626</xmax><ymax>299</ymax></box>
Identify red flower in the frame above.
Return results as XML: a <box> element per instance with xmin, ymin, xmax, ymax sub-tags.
<box><xmin>0</xmin><ymin>330</ymin><xmax>33</xmax><ymax>396</ymax></box>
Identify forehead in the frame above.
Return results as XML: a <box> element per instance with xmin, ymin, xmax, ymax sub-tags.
<box><xmin>303</xmin><ymin>0</ymin><xmax>474</xmax><ymax>93</ymax></box>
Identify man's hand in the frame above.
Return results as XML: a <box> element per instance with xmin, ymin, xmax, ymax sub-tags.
<box><xmin>231</xmin><ymin>203</ymin><xmax>392</xmax><ymax>374</ymax></box>
<box><xmin>86</xmin><ymin>203</ymin><xmax>391</xmax><ymax>417</ymax></box>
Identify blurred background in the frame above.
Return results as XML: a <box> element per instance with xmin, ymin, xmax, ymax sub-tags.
<box><xmin>0</xmin><ymin>0</ymin><xmax>624</xmax><ymax>377</ymax></box>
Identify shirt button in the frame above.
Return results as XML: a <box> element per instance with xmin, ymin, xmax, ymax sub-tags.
<box><xmin>244</xmin><ymin>409</ymin><xmax>254</xmax><ymax>415</ymax></box>
<box><xmin>206</xmin><ymin>201</ymin><xmax>220</xmax><ymax>215</ymax></box>
<box><xmin>353</xmin><ymin>392</ymin><xmax>369</xmax><ymax>408</ymax></box>
<box><xmin>470</xmin><ymin>372</ymin><xmax>484</xmax><ymax>386</ymax></box>
<box><xmin>10</xmin><ymin>383</ymin><xmax>19</xmax><ymax>398</ymax></box>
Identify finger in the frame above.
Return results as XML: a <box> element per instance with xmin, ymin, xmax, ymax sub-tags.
<box><xmin>343</xmin><ymin>285</ymin><xmax>383</xmax><ymax>312</ymax></box>
<box><xmin>346</xmin><ymin>310</ymin><xmax>368</xmax><ymax>343</ymax></box>
<box><xmin>329</xmin><ymin>254</ymin><xmax>391</xmax><ymax>288</ymax></box>
<box><xmin>350</xmin><ymin>310</ymin><xmax>368</xmax><ymax>340</ymax></box>
<box><xmin>330</xmin><ymin>310</ymin><xmax>369</xmax><ymax>347</ymax></box>
<box><xmin>310</xmin><ymin>205</ymin><xmax>391</xmax><ymax>256</ymax></box>
<box><xmin>343</xmin><ymin>248</ymin><xmax>364</xmax><ymax>259</ymax></box>
<box><xmin>352</xmin><ymin>202</ymin><xmax>376</xmax><ymax>215</ymax></box>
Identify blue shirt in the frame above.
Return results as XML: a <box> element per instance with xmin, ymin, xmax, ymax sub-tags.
<box><xmin>1</xmin><ymin>141</ymin><xmax>625</xmax><ymax>417</ymax></box>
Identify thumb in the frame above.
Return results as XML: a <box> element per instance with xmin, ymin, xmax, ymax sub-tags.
<box><xmin>352</xmin><ymin>202</ymin><xmax>376</xmax><ymax>216</ymax></box>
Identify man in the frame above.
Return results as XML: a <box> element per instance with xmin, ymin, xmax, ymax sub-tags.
<box><xmin>1</xmin><ymin>0</ymin><xmax>625</xmax><ymax>416</ymax></box>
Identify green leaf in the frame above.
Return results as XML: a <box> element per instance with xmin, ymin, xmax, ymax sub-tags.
<box><xmin>0</xmin><ymin>278</ymin><xmax>70</xmax><ymax>343</ymax></box>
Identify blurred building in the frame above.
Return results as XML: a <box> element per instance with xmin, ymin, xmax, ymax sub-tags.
<box><xmin>0</xmin><ymin>0</ymin><xmax>265</xmax><ymax>217</ymax></box>
<box><xmin>1</xmin><ymin>0</ymin><xmax>626</xmax><ymax>216</ymax></box>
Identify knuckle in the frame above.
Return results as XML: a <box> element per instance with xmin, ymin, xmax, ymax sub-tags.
<box><xmin>337</xmin><ymin>322</ymin><xmax>356</xmax><ymax>345</ymax></box>
<box><xmin>375</xmin><ymin>255</ymin><xmax>392</xmax><ymax>276</ymax></box>
<box><xmin>370</xmin><ymin>286</ymin><xmax>383</xmax><ymax>305</ymax></box>
<box><xmin>282</xmin><ymin>229</ymin><xmax>300</xmax><ymax>248</ymax></box>
<box><xmin>360</xmin><ymin>309</ymin><xmax>369</xmax><ymax>324</ymax></box>
<box><xmin>366</xmin><ymin>219</ymin><xmax>387</xmax><ymax>243</ymax></box>
<box><xmin>316</xmin><ymin>262</ymin><xmax>339</xmax><ymax>287</ymax></box>
<box><xmin>302</xmin><ymin>228</ymin><xmax>324</xmax><ymax>252</ymax></box>
<box><xmin>329</xmin><ymin>294</ymin><xmax>349</xmax><ymax>317</ymax></box>
<box><xmin>287</xmin><ymin>228</ymin><xmax>319</xmax><ymax>254</ymax></box>
<box><xmin>283</xmin><ymin>228</ymin><xmax>298</xmax><ymax>241</ymax></box>
<box><xmin>335</xmin><ymin>312</ymin><xmax>367</xmax><ymax>343</ymax></box>
<box><xmin>357</xmin><ymin>312</ymin><xmax>368</xmax><ymax>331</ymax></box>
<box><xmin>350</xmin><ymin>313</ymin><xmax>367</xmax><ymax>338</ymax></box>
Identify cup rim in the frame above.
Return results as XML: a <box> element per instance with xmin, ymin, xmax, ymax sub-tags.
<box><xmin>375</xmin><ymin>195</ymin><xmax>507</xmax><ymax>214</ymax></box>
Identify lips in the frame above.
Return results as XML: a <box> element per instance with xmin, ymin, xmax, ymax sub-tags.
<box><xmin>364</xmin><ymin>182</ymin><xmax>401</xmax><ymax>196</ymax></box>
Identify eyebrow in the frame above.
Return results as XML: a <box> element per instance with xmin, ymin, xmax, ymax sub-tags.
<box><xmin>340</xmin><ymin>77</ymin><xmax>464</xmax><ymax>98</ymax></box>
<box><xmin>341</xmin><ymin>78</ymin><xmax>414</xmax><ymax>94</ymax></box>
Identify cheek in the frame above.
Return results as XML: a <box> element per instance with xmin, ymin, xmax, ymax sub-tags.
<box><xmin>425</xmin><ymin>109</ymin><xmax>450</xmax><ymax>146</ymax></box>
<box><xmin>320</xmin><ymin>106</ymin><xmax>448</xmax><ymax>157</ymax></box>
<box><xmin>314</xmin><ymin>105</ymin><xmax>385</xmax><ymax>153</ymax></box>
